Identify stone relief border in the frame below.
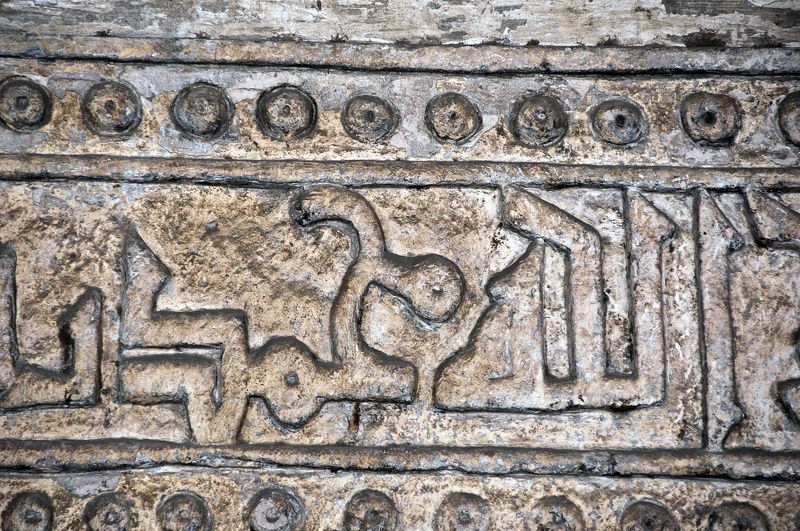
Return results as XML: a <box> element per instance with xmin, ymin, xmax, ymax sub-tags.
<box><xmin>0</xmin><ymin>177</ymin><xmax>798</xmax><ymax>456</ymax></box>
<box><xmin>1</xmin><ymin>36</ymin><xmax>799</xmax><ymax>75</ymax></box>
<box><xmin>0</xmin><ymin>59</ymin><xmax>798</xmax><ymax>168</ymax></box>
<box><xmin>0</xmin><ymin>42</ymin><xmax>799</xmax><ymax>528</ymax></box>
<box><xmin>1</xmin><ymin>467</ymin><xmax>799</xmax><ymax>530</ymax></box>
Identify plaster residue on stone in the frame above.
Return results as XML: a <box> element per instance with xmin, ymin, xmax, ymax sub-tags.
<box><xmin>0</xmin><ymin>0</ymin><xmax>798</xmax><ymax>47</ymax></box>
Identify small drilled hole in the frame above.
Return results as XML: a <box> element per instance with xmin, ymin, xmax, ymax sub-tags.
<box><xmin>15</xmin><ymin>95</ymin><xmax>29</xmax><ymax>111</ymax></box>
<box><xmin>283</xmin><ymin>371</ymin><xmax>300</xmax><ymax>387</ymax></box>
<box><xmin>702</xmin><ymin>111</ymin><xmax>717</xmax><ymax>125</ymax></box>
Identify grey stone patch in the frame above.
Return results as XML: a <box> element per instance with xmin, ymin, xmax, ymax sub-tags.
<box><xmin>59</xmin><ymin>475</ymin><xmax>121</xmax><ymax>498</ymax></box>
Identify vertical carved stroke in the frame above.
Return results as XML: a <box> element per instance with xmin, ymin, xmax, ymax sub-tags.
<box><xmin>695</xmin><ymin>190</ymin><xmax>745</xmax><ymax>450</ymax></box>
<box><xmin>0</xmin><ymin>244</ymin><xmax>102</xmax><ymax>409</ymax></box>
<box><xmin>502</xmin><ymin>186</ymin><xmax>605</xmax><ymax>384</ymax></box>
<box><xmin>621</xmin><ymin>190</ymin><xmax>676</xmax><ymax>393</ymax></box>
<box><xmin>539</xmin><ymin>241</ymin><xmax>573</xmax><ymax>381</ymax></box>
<box><xmin>436</xmin><ymin>186</ymin><xmax>674</xmax><ymax>411</ymax></box>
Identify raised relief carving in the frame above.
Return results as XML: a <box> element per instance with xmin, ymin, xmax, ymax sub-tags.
<box><xmin>434</xmin><ymin>493</ymin><xmax>490</xmax><ymax>531</ymax></box>
<box><xmin>0</xmin><ymin>185</ymin><xmax>106</xmax><ymax>410</ymax></box>
<box><xmin>724</xmin><ymin>189</ymin><xmax>800</xmax><ymax>451</ymax></box>
<box><xmin>119</xmin><ymin>185</ymin><xmax>464</xmax><ymax>441</ymax></box>
<box><xmin>0</xmin><ymin>27</ymin><xmax>799</xmax><ymax>530</ymax></box>
<box><xmin>247</xmin><ymin>488</ymin><xmax>306</xmax><ymax>531</ymax></box>
<box><xmin>435</xmin><ymin>186</ymin><xmax>676</xmax><ymax>412</ymax></box>
<box><xmin>528</xmin><ymin>496</ymin><xmax>585</xmax><ymax>531</ymax></box>
<box><xmin>1</xmin><ymin>182</ymin><xmax>799</xmax><ymax>453</ymax></box>
<box><xmin>2</xmin><ymin>468</ymin><xmax>799</xmax><ymax>528</ymax></box>
<box><xmin>696</xmin><ymin>190</ymin><xmax>746</xmax><ymax>450</ymax></box>
<box><xmin>0</xmin><ymin>246</ymin><xmax>101</xmax><ymax>408</ymax></box>
<box><xmin>342</xmin><ymin>490</ymin><xmax>398</xmax><ymax>531</ymax></box>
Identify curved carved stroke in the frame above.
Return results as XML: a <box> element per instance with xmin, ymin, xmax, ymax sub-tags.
<box><xmin>0</xmin><ymin>244</ymin><xmax>102</xmax><ymax>409</ymax></box>
<box><xmin>249</xmin><ymin>186</ymin><xmax>464</xmax><ymax>426</ymax></box>
<box><xmin>119</xmin><ymin>186</ymin><xmax>465</xmax><ymax>440</ymax></box>
<box><xmin>435</xmin><ymin>186</ymin><xmax>674</xmax><ymax>411</ymax></box>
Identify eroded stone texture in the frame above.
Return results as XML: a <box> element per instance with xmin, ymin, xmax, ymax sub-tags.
<box><xmin>0</xmin><ymin>6</ymin><xmax>799</xmax><ymax>528</ymax></box>
<box><xmin>0</xmin><ymin>0</ymin><xmax>798</xmax><ymax>47</ymax></box>
<box><xmin>1</xmin><ymin>61</ymin><xmax>796</xmax><ymax>167</ymax></box>
<box><xmin>0</xmin><ymin>470</ymin><xmax>799</xmax><ymax>530</ymax></box>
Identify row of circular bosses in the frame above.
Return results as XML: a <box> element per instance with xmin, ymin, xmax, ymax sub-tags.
<box><xmin>1</xmin><ymin>75</ymin><xmax>800</xmax><ymax>147</ymax></box>
<box><xmin>1</xmin><ymin>487</ymin><xmax>785</xmax><ymax>530</ymax></box>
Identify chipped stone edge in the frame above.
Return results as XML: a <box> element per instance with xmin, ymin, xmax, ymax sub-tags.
<box><xmin>0</xmin><ymin>155</ymin><xmax>798</xmax><ymax>189</ymax></box>
<box><xmin>3</xmin><ymin>441</ymin><xmax>800</xmax><ymax>480</ymax></box>
<box><xmin>0</xmin><ymin>36</ymin><xmax>799</xmax><ymax>75</ymax></box>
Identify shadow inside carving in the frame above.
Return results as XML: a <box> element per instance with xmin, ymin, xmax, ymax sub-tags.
<box><xmin>119</xmin><ymin>185</ymin><xmax>465</xmax><ymax>442</ymax></box>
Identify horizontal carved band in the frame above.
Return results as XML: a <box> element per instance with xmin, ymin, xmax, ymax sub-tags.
<box><xmin>1</xmin><ymin>39</ymin><xmax>799</xmax><ymax>75</ymax></box>
<box><xmin>1</xmin><ymin>468</ymin><xmax>798</xmax><ymax>530</ymax></box>
<box><xmin>0</xmin><ymin>182</ymin><xmax>798</xmax><ymax>457</ymax></box>
<box><xmin>0</xmin><ymin>59</ymin><xmax>798</xmax><ymax>168</ymax></box>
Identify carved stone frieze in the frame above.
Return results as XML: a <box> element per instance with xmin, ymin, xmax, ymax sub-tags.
<box><xmin>0</xmin><ymin>9</ymin><xmax>799</xmax><ymax>526</ymax></box>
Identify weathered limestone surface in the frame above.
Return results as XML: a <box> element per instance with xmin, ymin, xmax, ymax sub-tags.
<box><xmin>1</xmin><ymin>0</ymin><xmax>799</xmax><ymax>47</ymax></box>
<box><xmin>1</xmin><ymin>0</ymin><xmax>800</xmax><ymax>529</ymax></box>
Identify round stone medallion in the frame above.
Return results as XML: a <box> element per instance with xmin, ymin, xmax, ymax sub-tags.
<box><xmin>247</xmin><ymin>488</ymin><xmax>306</xmax><ymax>531</ymax></box>
<box><xmin>529</xmin><ymin>496</ymin><xmax>585</xmax><ymax>531</ymax></box>
<box><xmin>0</xmin><ymin>76</ymin><xmax>52</xmax><ymax>132</ymax></box>
<box><xmin>590</xmin><ymin>98</ymin><xmax>647</xmax><ymax>145</ymax></box>
<box><xmin>425</xmin><ymin>92</ymin><xmax>482</xmax><ymax>144</ymax></box>
<box><xmin>510</xmin><ymin>94</ymin><xmax>568</xmax><ymax>147</ymax></box>
<box><xmin>84</xmin><ymin>493</ymin><xmax>132</xmax><ymax>531</ymax></box>
<box><xmin>707</xmin><ymin>502</ymin><xmax>770</xmax><ymax>531</ymax></box>
<box><xmin>778</xmin><ymin>91</ymin><xmax>800</xmax><ymax>147</ymax></box>
<box><xmin>343</xmin><ymin>489</ymin><xmax>398</xmax><ymax>531</ymax></box>
<box><xmin>170</xmin><ymin>82</ymin><xmax>233</xmax><ymax>139</ymax></box>
<box><xmin>620</xmin><ymin>500</ymin><xmax>678</xmax><ymax>531</ymax></box>
<box><xmin>2</xmin><ymin>492</ymin><xmax>54</xmax><ymax>531</ymax></box>
<box><xmin>342</xmin><ymin>95</ymin><xmax>399</xmax><ymax>143</ymax></box>
<box><xmin>157</xmin><ymin>492</ymin><xmax>210</xmax><ymax>531</ymax></box>
<box><xmin>256</xmin><ymin>85</ymin><xmax>317</xmax><ymax>140</ymax></box>
<box><xmin>82</xmin><ymin>80</ymin><xmax>142</xmax><ymax>137</ymax></box>
<box><xmin>680</xmin><ymin>91</ymin><xmax>740</xmax><ymax>146</ymax></box>
<box><xmin>434</xmin><ymin>492</ymin><xmax>490</xmax><ymax>531</ymax></box>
